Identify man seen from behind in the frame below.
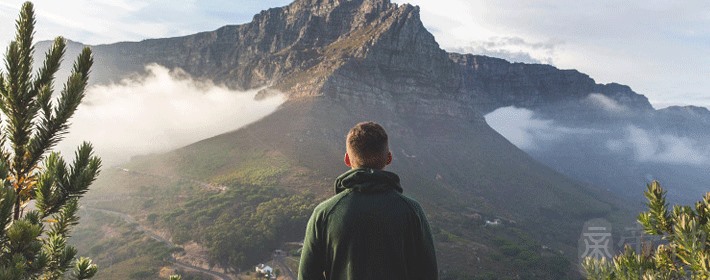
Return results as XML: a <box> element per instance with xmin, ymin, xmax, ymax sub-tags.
<box><xmin>298</xmin><ymin>121</ymin><xmax>438</xmax><ymax>280</ymax></box>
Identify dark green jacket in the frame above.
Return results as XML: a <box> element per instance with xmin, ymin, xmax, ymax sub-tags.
<box><xmin>298</xmin><ymin>168</ymin><xmax>438</xmax><ymax>280</ymax></box>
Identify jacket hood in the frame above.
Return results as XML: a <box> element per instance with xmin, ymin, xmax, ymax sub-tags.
<box><xmin>334</xmin><ymin>168</ymin><xmax>403</xmax><ymax>194</ymax></box>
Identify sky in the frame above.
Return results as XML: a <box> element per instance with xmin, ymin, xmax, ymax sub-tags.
<box><xmin>400</xmin><ymin>0</ymin><xmax>710</xmax><ymax>109</ymax></box>
<box><xmin>0</xmin><ymin>0</ymin><xmax>708</xmax><ymax>109</ymax></box>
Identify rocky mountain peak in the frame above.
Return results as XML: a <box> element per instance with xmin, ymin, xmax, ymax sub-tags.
<box><xmin>258</xmin><ymin>0</ymin><xmax>454</xmax><ymax>99</ymax></box>
<box><xmin>288</xmin><ymin>0</ymin><xmax>394</xmax><ymax>14</ymax></box>
<box><xmin>72</xmin><ymin>0</ymin><xmax>656</xmax><ymax>121</ymax></box>
<box><xmin>248</xmin><ymin>0</ymin><xmax>404</xmax><ymax>50</ymax></box>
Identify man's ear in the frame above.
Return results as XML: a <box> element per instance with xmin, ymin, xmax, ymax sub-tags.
<box><xmin>386</xmin><ymin>151</ymin><xmax>392</xmax><ymax>166</ymax></box>
<box><xmin>344</xmin><ymin>153</ymin><xmax>352</xmax><ymax>167</ymax></box>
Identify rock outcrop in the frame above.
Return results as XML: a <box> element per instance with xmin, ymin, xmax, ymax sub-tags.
<box><xmin>71</xmin><ymin>0</ymin><xmax>655</xmax><ymax>122</ymax></box>
<box><xmin>449</xmin><ymin>53</ymin><xmax>654</xmax><ymax>113</ymax></box>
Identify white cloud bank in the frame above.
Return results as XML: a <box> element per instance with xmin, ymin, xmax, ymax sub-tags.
<box><xmin>449</xmin><ymin>36</ymin><xmax>557</xmax><ymax>64</ymax></box>
<box><xmin>484</xmin><ymin>106</ymin><xmax>598</xmax><ymax>150</ymax></box>
<box><xmin>607</xmin><ymin>126</ymin><xmax>710</xmax><ymax>166</ymax></box>
<box><xmin>57</xmin><ymin>64</ymin><xmax>285</xmax><ymax>165</ymax></box>
<box><xmin>486</xmin><ymin>106</ymin><xmax>710</xmax><ymax>166</ymax></box>
<box><xmin>586</xmin><ymin>93</ymin><xmax>628</xmax><ymax>113</ymax></box>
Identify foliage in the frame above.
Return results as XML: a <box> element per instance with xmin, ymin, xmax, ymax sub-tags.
<box><xmin>150</xmin><ymin>184</ymin><xmax>315</xmax><ymax>273</ymax></box>
<box><xmin>489</xmin><ymin>231</ymin><xmax>569</xmax><ymax>279</ymax></box>
<box><xmin>583</xmin><ymin>181</ymin><xmax>710</xmax><ymax>279</ymax></box>
<box><xmin>0</xmin><ymin>2</ymin><xmax>101</xmax><ymax>279</ymax></box>
<box><xmin>70</xmin><ymin>209</ymin><xmax>182</xmax><ymax>279</ymax></box>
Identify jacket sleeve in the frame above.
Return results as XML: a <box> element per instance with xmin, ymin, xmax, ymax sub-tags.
<box><xmin>298</xmin><ymin>208</ymin><xmax>326</xmax><ymax>280</ymax></box>
<box><xmin>415</xmin><ymin>204</ymin><xmax>438</xmax><ymax>280</ymax></box>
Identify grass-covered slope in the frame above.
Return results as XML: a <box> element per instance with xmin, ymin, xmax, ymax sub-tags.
<box><xmin>107</xmin><ymin>97</ymin><xmax>630</xmax><ymax>279</ymax></box>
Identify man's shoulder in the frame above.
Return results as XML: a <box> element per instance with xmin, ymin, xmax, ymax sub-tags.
<box><xmin>396</xmin><ymin>193</ymin><xmax>426</xmax><ymax>214</ymax></box>
<box><xmin>312</xmin><ymin>190</ymin><xmax>351</xmax><ymax>216</ymax></box>
<box><xmin>313</xmin><ymin>189</ymin><xmax>421</xmax><ymax>211</ymax></box>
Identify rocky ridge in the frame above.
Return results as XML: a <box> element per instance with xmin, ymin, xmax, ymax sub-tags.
<box><xmin>449</xmin><ymin>53</ymin><xmax>654</xmax><ymax>113</ymax></box>
<box><xmin>45</xmin><ymin>0</ymin><xmax>661</xmax><ymax>124</ymax></box>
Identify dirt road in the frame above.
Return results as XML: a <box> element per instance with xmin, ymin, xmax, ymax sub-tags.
<box><xmin>84</xmin><ymin>207</ymin><xmax>234</xmax><ymax>280</ymax></box>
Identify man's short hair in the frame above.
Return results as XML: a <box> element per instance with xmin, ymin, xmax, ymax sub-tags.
<box><xmin>346</xmin><ymin>121</ymin><xmax>389</xmax><ymax>169</ymax></box>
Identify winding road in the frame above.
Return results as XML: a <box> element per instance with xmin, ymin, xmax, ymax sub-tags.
<box><xmin>92</xmin><ymin>168</ymin><xmax>301</xmax><ymax>280</ymax></box>
<box><xmin>83</xmin><ymin>207</ymin><xmax>234</xmax><ymax>280</ymax></box>
<box><xmin>273</xmin><ymin>255</ymin><xmax>297</xmax><ymax>280</ymax></box>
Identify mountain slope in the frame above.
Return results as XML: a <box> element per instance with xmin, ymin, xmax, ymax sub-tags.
<box><xmin>126</xmin><ymin>96</ymin><xmax>618</xmax><ymax>278</ymax></box>
<box><xmin>59</xmin><ymin>0</ymin><xmax>637</xmax><ymax>278</ymax></box>
<box><xmin>447</xmin><ymin>53</ymin><xmax>710</xmax><ymax>203</ymax></box>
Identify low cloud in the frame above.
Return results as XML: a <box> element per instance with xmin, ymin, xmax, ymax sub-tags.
<box><xmin>607</xmin><ymin>126</ymin><xmax>710</xmax><ymax>166</ymax></box>
<box><xmin>586</xmin><ymin>93</ymin><xmax>628</xmax><ymax>113</ymax></box>
<box><xmin>487</xmin><ymin>107</ymin><xmax>710</xmax><ymax>166</ymax></box>
<box><xmin>57</xmin><ymin>64</ymin><xmax>285</xmax><ymax>165</ymax></box>
<box><xmin>484</xmin><ymin>106</ymin><xmax>598</xmax><ymax>150</ymax></box>
<box><xmin>451</xmin><ymin>36</ymin><xmax>557</xmax><ymax>64</ymax></box>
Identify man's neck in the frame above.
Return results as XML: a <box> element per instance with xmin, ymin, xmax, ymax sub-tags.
<box><xmin>351</xmin><ymin>166</ymin><xmax>384</xmax><ymax>170</ymax></box>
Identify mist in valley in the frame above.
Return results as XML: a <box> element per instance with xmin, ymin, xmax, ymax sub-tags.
<box><xmin>56</xmin><ymin>64</ymin><xmax>285</xmax><ymax>165</ymax></box>
<box><xmin>485</xmin><ymin>103</ymin><xmax>710</xmax><ymax>203</ymax></box>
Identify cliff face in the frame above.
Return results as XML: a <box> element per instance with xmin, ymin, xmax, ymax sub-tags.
<box><xmin>72</xmin><ymin>0</ymin><xmax>483</xmax><ymax>123</ymax></box>
<box><xmin>77</xmin><ymin>0</ymin><xmax>656</xmax><ymax>125</ymax></box>
<box><xmin>57</xmin><ymin>0</ymin><xmax>683</xmax><ymax>205</ymax></box>
<box><xmin>449</xmin><ymin>53</ymin><xmax>654</xmax><ymax>113</ymax></box>
<box><xmin>90</xmin><ymin>0</ymin><xmax>458</xmax><ymax>96</ymax></box>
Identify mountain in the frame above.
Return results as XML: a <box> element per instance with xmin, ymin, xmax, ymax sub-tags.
<box><xmin>448</xmin><ymin>53</ymin><xmax>710</xmax><ymax>203</ymax></box>
<box><xmin>51</xmin><ymin>0</ymin><xmax>461</xmax><ymax>99</ymax></box>
<box><xmin>41</xmin><ymin>1</ymin><xmax>710</xmax><ymax>205</ymax></box>
<box><xmin>449</xmin><ymin>54</ymin><xmax>654</xmax><ymax>113</ymax></box>
<box><xmin>43</xmin><ymin>0</ymin><xmax>648</xmax><ymax>278</ymax></box>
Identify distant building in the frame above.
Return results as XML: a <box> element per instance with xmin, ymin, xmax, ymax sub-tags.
<box><xmin>485</xmin><ymin>219</ymin><xmax>502</xmax><ymax>227</ymax></box>
<box><xmin>256</xmin><ymin>263</ymin><xmax>273</xmax><ymax>275</ymax></box>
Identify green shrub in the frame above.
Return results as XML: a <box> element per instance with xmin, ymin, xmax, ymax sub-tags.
<box><xmin>0</xmin><ymin>2</ymin><xmax>101</xmax><ymax>279</ymax></box>
<box><xmin>583</xmin><ymin>181</ymin><xmax>710</xmax><ymax>279</ymax></box>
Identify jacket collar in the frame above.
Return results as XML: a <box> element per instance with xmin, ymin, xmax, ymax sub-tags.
<box><xmin>334</xmin><ymin>168</ymin><xmax>403</xmax><ymax>194</ymax></box>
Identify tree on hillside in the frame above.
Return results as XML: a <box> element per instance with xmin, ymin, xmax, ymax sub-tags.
<box><xmin>583</xmin><ymin>181</ymin><xmax>710</xmax><ymax>279</ymax></box>
<box><xmin>0</xmin><ymin>2</ymin><xmax>101</xmax><ymax>279</ymax></box>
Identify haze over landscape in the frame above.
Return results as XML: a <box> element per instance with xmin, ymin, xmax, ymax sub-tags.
<box><xmin>1</xmin><ymin>0</ymin><xmax>709</xmax><ymax>279</ymax></box>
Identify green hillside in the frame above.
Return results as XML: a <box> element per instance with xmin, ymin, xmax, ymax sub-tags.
<box><xmin>78</xmin><ymin>98</ymin><xmax>633</xmax><ymax>279</ymax></box>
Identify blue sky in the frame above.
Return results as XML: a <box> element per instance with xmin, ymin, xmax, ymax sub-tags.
<box><xmin>1</xmin><ymin>0</ymin><xmax>708</xmax><ymax>109</ymax></box>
